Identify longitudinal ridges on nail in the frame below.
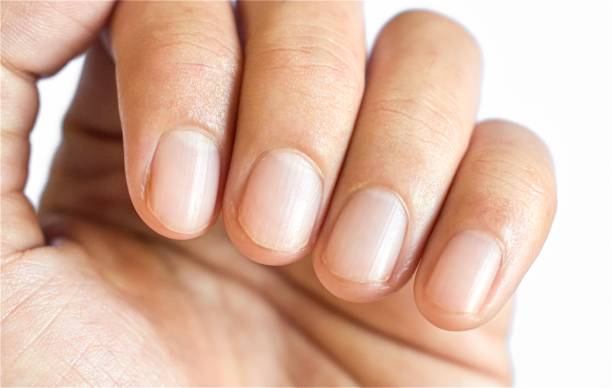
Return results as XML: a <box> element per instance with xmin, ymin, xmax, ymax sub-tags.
<box><xmin>323</xmin><ymin>188</ymin><xmax>407</xmax><ymax>283</ymax></box>
<box><xmin>239</xmin><ymin>150</ymin><xmax>323</xmax><ymax>252</ymax></box>
<box><xmin>149</xmin><ymin>129</ymin><xmax>219</xmax><ymax>234</ymax></box>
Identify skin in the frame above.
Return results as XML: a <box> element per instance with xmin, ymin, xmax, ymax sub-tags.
<box><xmin>1</xmin><ymin>2</ymin><xmax>556</xmax><ymax>385</ymax></box>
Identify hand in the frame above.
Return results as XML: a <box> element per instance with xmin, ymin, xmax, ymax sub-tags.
<box><xmin>1</xmin><ymin>2</ymin><xmax>556</xmax><ymax>385</ymax></box>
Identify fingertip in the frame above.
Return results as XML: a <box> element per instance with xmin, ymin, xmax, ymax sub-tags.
<box><xmin>414</xmin><ymin>290</ymin><xmax>489</xmax><ymax>331</ymax></box>
<box><xmin>313</xmin><ymin>256</ymin><xmax>404</xmax><ymax>303</ymax></box>
<box><xmin>221</xmin><ymin>190</ymin><xmax>316</xmax><ymax>266</ymax></box>
<box><xmin>311</xmin><ymin>187</ymin><xmax>417</xmax><ymax>303</ymax></box>
<box><xmin>413</xmin><ymin>232</ymin><xmax>504</xmax><ymax>331</ymax></box>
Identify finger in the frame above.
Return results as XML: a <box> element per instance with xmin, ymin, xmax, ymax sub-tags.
<box><xmin>223</xmin><ymin>1</ymin><xmax>365</xmax><ymax>264</ymax></box>
<box><xmin>312</xmin><ymin>11</ymin><xmax>482</xmax><ymax>301</ymax></box>
<box><xmin>1</xmin><ymin>2</ymin><xmax>113</xmax><ymax>258</ymax></box>
<box><xmin>414</xmin><ymin>120</ymin><xmax>556</xmax><ymax>330</ymax></box>
<box><xmin>111</xmin><ymin>1</ymin><xmax>241</xmax><ymax>239</ymax></box>
<box><xmin>40</xmin><ymin>41</ymin><xmax>136</xmax><ymax>230</ymax></box>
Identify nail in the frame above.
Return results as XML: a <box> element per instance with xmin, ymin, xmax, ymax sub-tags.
<box><xmin>426</xmin><ymin>231</ymin><xmax>502</xmax><ymax>314</ymax></box>
<box><xmin>323</xmin><ymin>188</ymin><xmax>407</xmax><ymax>283</ymax></box>
<box><xmin>239</xmin><ymin>150</ymin><xmax>322</xmax><ymax>252</ymax></box>
<box><xmin>148</xmin><ymin>129</ymin><xmax>219</xmax><ymax>234</ymax></box>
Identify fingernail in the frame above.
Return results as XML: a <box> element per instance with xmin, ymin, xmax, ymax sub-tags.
<box><xmin>239</xmin><ymin>150</ymin><xmax>322</xmax><ymax>252</ymax></box>
<box><xmin>426</xmin><ymin>231</ymin><xmax>502</xmax><ymax>314</ymax></box>
<box><xmin>323</xmin><ymin>188</ymin><xmax>407</xmax><ymax>283</ymax></box>
<box><xmin>149</xmin><ymin>129</ymin><xmax>219</xmax><ymax>234</ymax></box>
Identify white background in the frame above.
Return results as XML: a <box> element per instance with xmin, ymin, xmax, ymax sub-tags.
<box><xmin>23</xmin><ymin>1</ymin><xmax>612</xmax><ymax>386</ymax></box>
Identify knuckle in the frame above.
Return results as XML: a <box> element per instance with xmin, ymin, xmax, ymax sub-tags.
<box><xmin>251</xmin><ymin>24</ymin><xmax>363</xmax><ymax>91</ymax></box>
<box><xmin>139</xmin><ymin>19</ymin><xmax>240</xmax><ymax>77</ymax></box>
<box><xmin>469</xmin><ymin>144</ymin><xmax>556</xmax><ymax>208</ymax></box>
<box><xmin>470</xmin><ymin>194</ymin><xmax>527</xmax><ymax>233</ymax></box>
<box><xmin>365</xmin><ymin>89</ymin><xmax>466</xmax><ymax>154</ymax></box>
<box><xmin>463</xmin><ymin>121</ymin><xmax>558</xmax><ymax>226</ymax></box>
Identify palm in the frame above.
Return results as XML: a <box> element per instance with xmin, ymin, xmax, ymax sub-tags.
<box><xmin>2</xmin><ymin>120</ymin><xmax>511</xmax><ymax>385</ymax></box>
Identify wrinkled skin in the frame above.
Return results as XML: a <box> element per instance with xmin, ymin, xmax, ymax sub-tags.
<box><xmin>1</xmin><ymin>3</ymin><xmax>518</xmax><ymax>386</ymax></box>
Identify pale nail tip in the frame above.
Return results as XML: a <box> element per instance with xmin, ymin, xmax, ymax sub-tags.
<box><xmin>237</xmin><ymin>212</ymin><xmax>291</xmax><ymax>252</ymax></box>
<box><xmin>158</xmin><ymin>215</ymin><xmax>210</xmax><ymax>235</ymax></box>
<box><xmin>239</xmin><ymin>224</ymin><xmax>308</xmax><ymax>253</ymax></box>
<box><xmin>324</xmin><ymin>261</ymin><xmax>393</xmax><ymax>284</ymax></box>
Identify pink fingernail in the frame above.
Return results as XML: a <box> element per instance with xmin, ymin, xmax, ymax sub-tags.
<box><xmin>239</xmin><ymin>150</ymin><xmax>322</xmax><ymax>252</ymax></box>
<box><xmin>323</xmin><ymin>188</ymin><xmax>407</xmax><ymax>283</ymax></box>
<box><xmin>149</xmin><ymin>129</ymin><xmax>219</xmax><ymax>234</ymax></box>
<box><xmin>426</xmin><ymin>231</ymin><xmax>502</xmax><ymax>314</ymax></box>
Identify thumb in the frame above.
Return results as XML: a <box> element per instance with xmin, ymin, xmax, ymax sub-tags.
<box><xmin>1</xmin><ymin>2</ymin><xmax>114</xmax><ymax>258</ymax></box>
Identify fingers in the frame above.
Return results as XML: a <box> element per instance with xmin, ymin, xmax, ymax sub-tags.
<box><xmin>415</xmin><ymin>120</ymin><xmax>556</xmax><ymax>330</ymax></box>
<box><xmin>1</xmin><ymin>2</ymin><xmax>113</xmax><ymax>258</ymax></box>
<box><xmin>222</xmin><ymin>2</ymin><xmax>366</xmax><ymax>264</ymax></box>
<box><xmin>312</xmin><ymin>11</ymin><xmax>482</xmax><ymax>301</ymax></box>
<box><xmin>111</xmin><ymin>1</ymin><xmax>241</xmax><ymax>238</ymax></box>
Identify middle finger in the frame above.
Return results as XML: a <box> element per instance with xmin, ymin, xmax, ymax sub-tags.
<box><xmin>223</xmin><ymin>1</ymin><xmax>366</xmax><ymax>265</ymax></box>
